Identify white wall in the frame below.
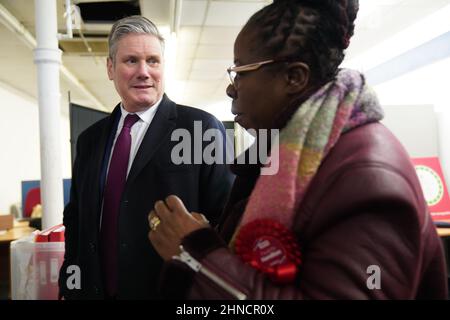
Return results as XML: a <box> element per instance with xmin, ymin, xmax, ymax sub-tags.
<box><xmin>373</xmin><ymin>57</ymin><xmax>450</xmax><ymax>185</ymax></box>
<box><xmin>381</xmin><ymin>105</ymin><xmax>439</xmax><ymax>158</ymax></box>
<box><xmin>0</xmin><ymin>81</ymin><xmax>71</xmax><ymax>215</ymax></box>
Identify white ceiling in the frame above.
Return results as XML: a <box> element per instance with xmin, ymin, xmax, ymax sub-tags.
<box><xmin>0</xmin><ymin>0</ymin><xmax>449</xmax><ymax>119</ymax></box>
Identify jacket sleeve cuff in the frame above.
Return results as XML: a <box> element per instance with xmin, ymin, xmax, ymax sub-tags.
<box><xmin>158</xmin><ymin>259</ymin><xmax>196</xmax><ymax>299</ymax></box>
<box><xmin>158</xmin><ymin>228</ymin><xmax>226</xmax><ymax>299</ymax></box>
<box><xmin>181</xmin><ymin>227</ymin><xmax>227</xmax><ymax>260</ymax></box>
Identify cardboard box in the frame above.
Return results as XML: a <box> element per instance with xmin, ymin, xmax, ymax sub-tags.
<box><xmin>0</xmin><ymin>214</ymin><xmax>13</xmax><ymax>230</ymax></box>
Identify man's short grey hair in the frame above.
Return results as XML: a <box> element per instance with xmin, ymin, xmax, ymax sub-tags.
<box><xmin>108</xmin><ymin>15</ymin><xmax>165</xmax><ymax>61</ymax></box>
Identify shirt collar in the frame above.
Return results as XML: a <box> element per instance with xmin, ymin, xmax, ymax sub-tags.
<box><xmin>119</xmin><ymin>96</ymin><xmax>163</xmax><ymax>124</ymax></box>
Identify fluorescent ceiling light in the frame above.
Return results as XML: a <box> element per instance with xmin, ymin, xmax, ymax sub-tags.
<box><xmin>358</xmin><ymin>0</ymin><xmax>404</xmax><ymax>19</ymax></box>
<box><xmin>344</xmin><ymin>3</ymin><xmax>450</xmax><ymax>71</ymax></box>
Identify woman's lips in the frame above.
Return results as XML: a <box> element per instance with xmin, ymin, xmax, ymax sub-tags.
<box><xmin>234</xmin><ymin>114</ymin><xmax>243</xmax><ymax>123</ymax></box>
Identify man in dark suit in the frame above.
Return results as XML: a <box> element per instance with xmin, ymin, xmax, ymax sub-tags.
<box><xmin>58</xmin><ymin>15</ymin><xmax>233</xmax><ymax>299</ymax></box>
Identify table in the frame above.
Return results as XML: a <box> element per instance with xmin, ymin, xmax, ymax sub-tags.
<box><xmin>437</xmin><ymin>219</ymin><xmax>450</xmax><ymax>238</ymax></box>
<box><xmin>0</xmin><ymin>221</ymin><xmax>36</xmax><ymax>243</ymax></box>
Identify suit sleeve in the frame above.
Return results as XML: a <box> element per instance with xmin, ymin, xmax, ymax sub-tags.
<box><xmin>58</xmin><ymin>135</ymin><xmax>82</xmax><ymax>299</ymax></box>
<box><xmin>159</xmin><ymin>165</ymin><xmax>446</xmax><ymax>299</ymax></box>
<box><xmin>198</xmin><ymin>117</ymin><xmax>234</xmax><ymax>226</ymax></box>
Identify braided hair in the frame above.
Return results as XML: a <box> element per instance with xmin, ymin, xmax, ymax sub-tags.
<box><xmin>245</xmin><ymin>0</ymin><xmax>359</xmax><ymax>86</ymax></box>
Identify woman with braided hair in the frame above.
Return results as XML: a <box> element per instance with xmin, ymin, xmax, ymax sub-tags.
<box><xmin>148</xmin><ymin>0</ymin><xmax>448</xmax><ymax>299</ymax></box>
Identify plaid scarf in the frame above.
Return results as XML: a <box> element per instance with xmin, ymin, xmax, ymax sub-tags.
<box><xmin>233</xmin><ymin>69</ymin><xmax>384</xmax><ymax>239</ymax></box>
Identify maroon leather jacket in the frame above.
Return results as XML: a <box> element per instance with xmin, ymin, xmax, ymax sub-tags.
<box><xmin>159</xmin><ymin>123</ymin><xmax>448</xmax><ymax>299</ymax></box>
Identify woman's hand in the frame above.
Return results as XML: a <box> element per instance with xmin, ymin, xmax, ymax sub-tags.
<box><xmin>148</xmin><ymin>195</ymin><xmax>210</xmax><ymax>261</ymax></box>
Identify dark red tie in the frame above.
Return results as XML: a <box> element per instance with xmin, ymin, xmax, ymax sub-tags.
<box><xmin>100</xmin><ymin>113</ymin><xmax>140</xmax><ymax>297</ymax></box>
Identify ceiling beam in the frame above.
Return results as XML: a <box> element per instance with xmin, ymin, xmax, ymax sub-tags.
<box><xmin>366</xmin><ymin>31</ymin><xmax>450</xmax><ymax>86</ymax></box>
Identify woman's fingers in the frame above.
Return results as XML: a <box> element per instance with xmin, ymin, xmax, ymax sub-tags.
<box><xmin>152</xmin><ymin>196</ymin><xmax>206</xmax><ymax>231</ymax></box>
<box><xmin>165</xmin><ymin>195</ymin><xmax>189</xmax><ymax>215</ymax></box>
<box><xmin>192</xmin><ymin>212</ymin><xmax>209</xmax><ymax>224</ymax></box>
<box><xmin>148</xmin><ymin>198</ymin><xmax>210</xmax><ymax>261</ymax></box>
<box><xmin>148</xmin><ymin>210</ymin><xmax>157</xmax><ymax>223</ymax></box>
<box><xmin>148</xmin><ymin>210</ymin><xmax>161</xmax><ymax>232</ymax></box>
<box><xmin>154</xmin><ymin>200</ymin><xmax>171</xmax><ymax>221</ymax></box>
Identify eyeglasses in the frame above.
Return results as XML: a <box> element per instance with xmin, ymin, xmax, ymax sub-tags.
<box><xmin>226</xmin><ymin>58</ymin><xmax>294</xmax><ymax>86</ymax></box>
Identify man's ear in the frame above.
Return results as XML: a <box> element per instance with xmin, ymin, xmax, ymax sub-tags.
<box><xmin>107</xmin><ymin>57</ymin><xmax>114</xmax><ymax>80</ymax></box>
<box><xmin>284</xmin><ymin>62</ymin><xmax>310</xmax><ymax>94</ymax></box>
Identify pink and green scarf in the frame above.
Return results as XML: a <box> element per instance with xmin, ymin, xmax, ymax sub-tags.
<box><xmin>235</xmin><ymin>69</ymin><xmax>384</xmax><ymax>235</ymax></box>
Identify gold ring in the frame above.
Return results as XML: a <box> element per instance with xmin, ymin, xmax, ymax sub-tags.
<box><xmin>149</xmin><ymin>216</ymin><xmax>161</xmax><ymax>231</ymax></box>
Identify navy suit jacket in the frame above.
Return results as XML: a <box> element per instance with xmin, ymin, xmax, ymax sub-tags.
<box><xmin>59</xmin><ymin>94</ymin><xmax>234</xmax><ymax>299</ymax></box>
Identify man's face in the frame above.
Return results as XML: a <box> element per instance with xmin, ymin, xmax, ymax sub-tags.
<box><xmin>107</xmin><ymin>33</ymin><xmax>164</xmax><ymax>113</ymax></box>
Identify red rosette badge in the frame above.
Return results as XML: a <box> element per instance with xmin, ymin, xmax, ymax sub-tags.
<box><xmin>234</xmin><ymin>219</ymin><xmax>302</xmax><ymax>284</ymax></box>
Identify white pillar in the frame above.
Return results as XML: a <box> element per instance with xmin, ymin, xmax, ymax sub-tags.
<box><xmin>34</xmin><ymin>0</ymin><xmax>64</xmax><ymax>229</ymax></box>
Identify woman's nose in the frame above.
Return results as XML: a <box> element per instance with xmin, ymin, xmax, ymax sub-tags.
<box><xmin>226</xmin><ymin>83</ymin><xmax>236</xmax><ymax>99</ymax></box>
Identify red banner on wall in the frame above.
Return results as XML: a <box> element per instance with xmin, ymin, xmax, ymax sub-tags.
<box><xmin>412</xmin><ymin>157</ymin><xmax>450</xmax><ymax>221</ymax></box>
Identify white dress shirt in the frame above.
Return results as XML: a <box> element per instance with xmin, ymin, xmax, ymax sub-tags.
<box><xmin>105</xmin><ymin>96</ymin><xmax>163</xmax><ymax>179</ymax></box>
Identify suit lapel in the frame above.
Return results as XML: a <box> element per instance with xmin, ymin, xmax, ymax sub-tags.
<box><xmin>126</xmin><ymin>94</ymin><xmax>177</xmax><ymax>188</ymax></box>
<box><xmin>90</xmin><ymin>105</ymin><xmax>120</xmax><ymax>229</ymax></box>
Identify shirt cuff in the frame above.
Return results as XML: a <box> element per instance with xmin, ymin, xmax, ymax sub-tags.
<box><xmin>181</xmin><ymin>227</ymin><xmax>227</xmax><ymax>260</ymax></box>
